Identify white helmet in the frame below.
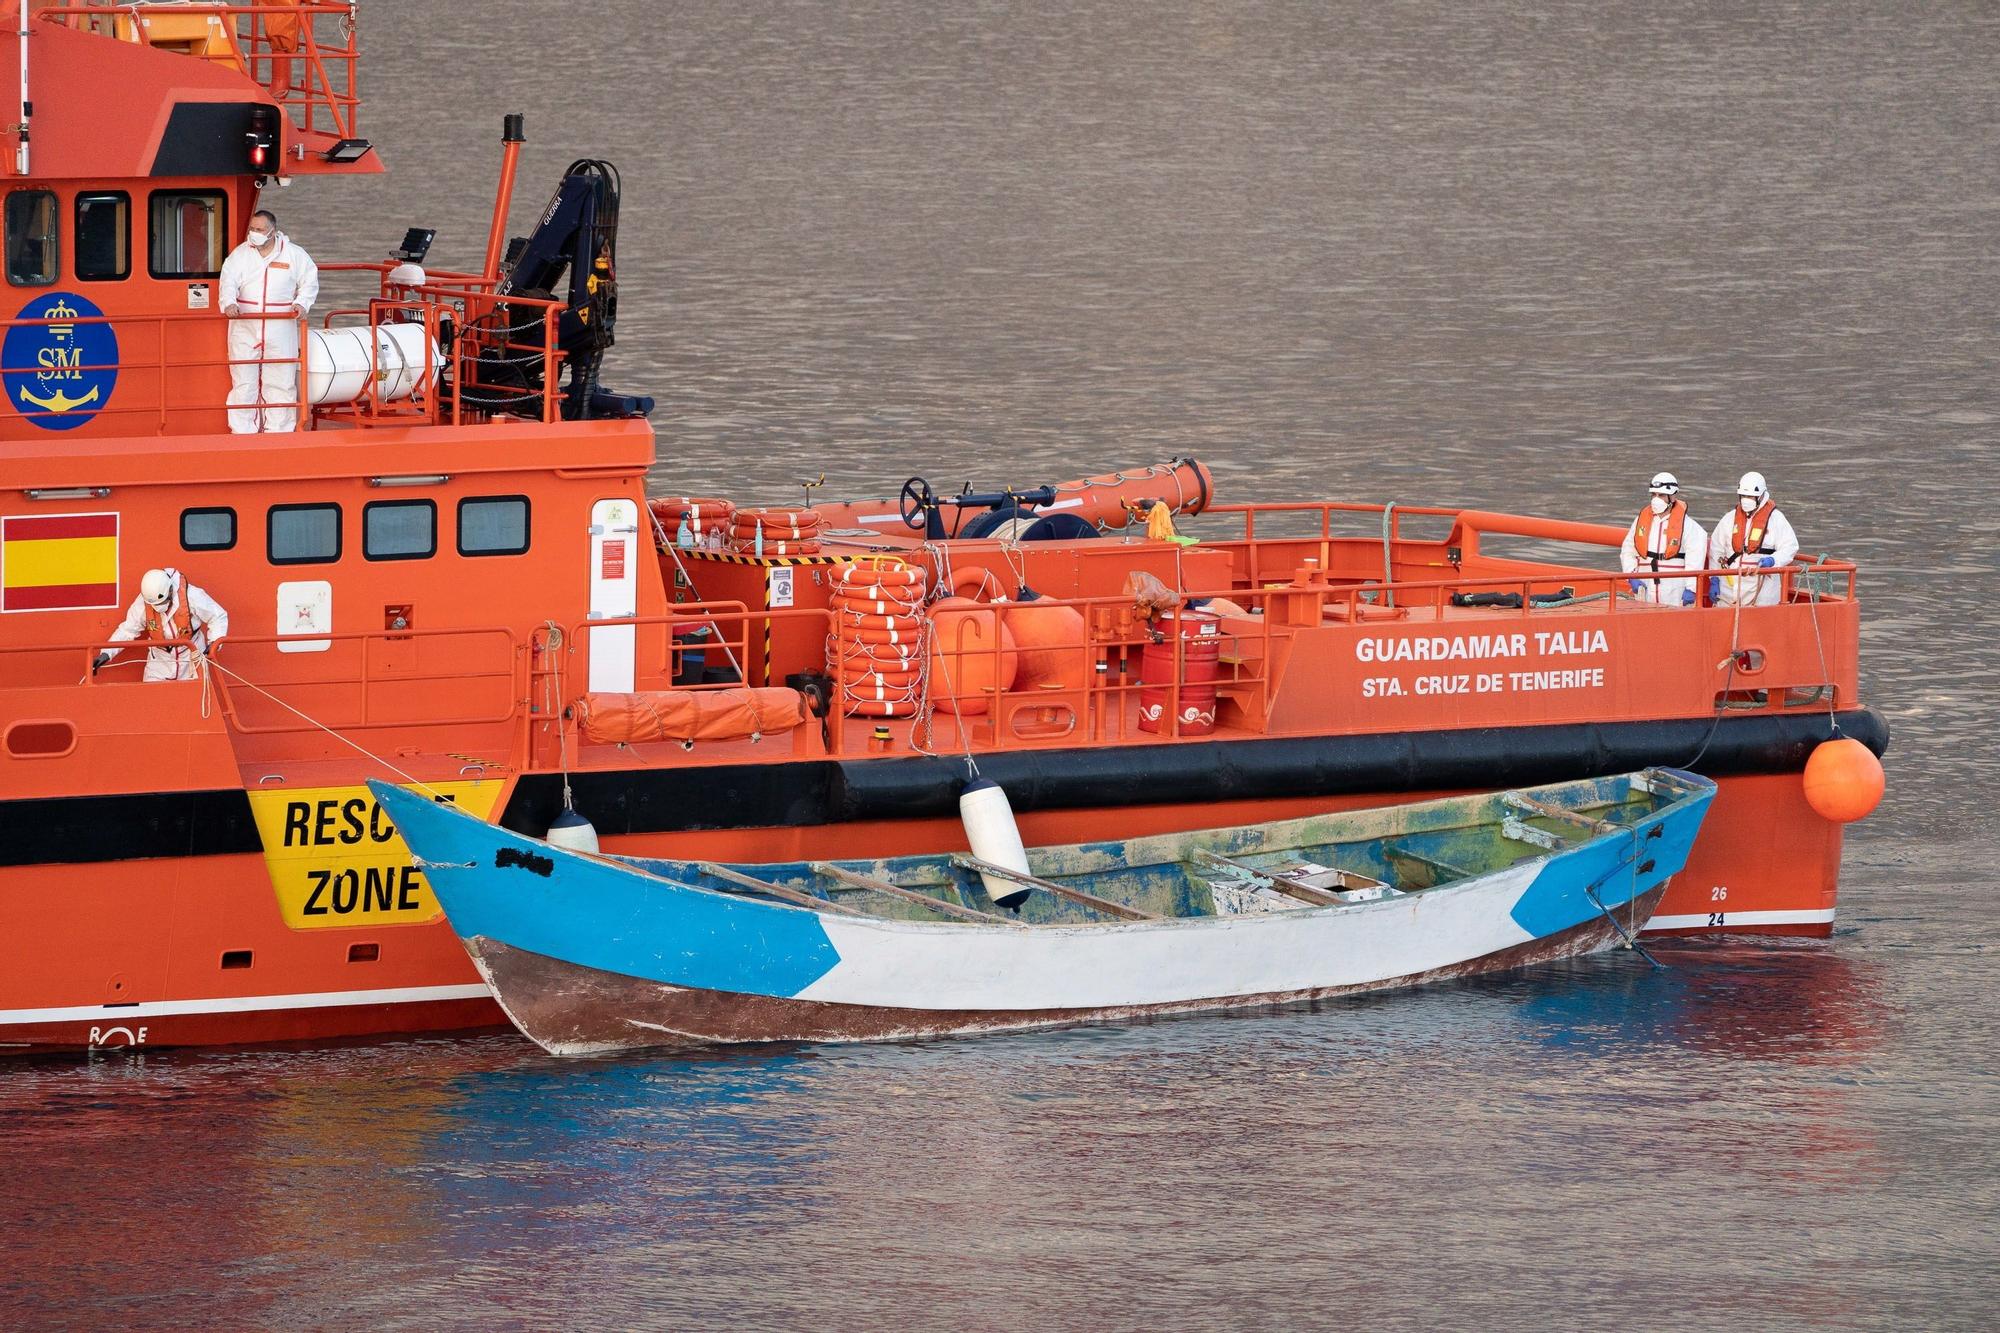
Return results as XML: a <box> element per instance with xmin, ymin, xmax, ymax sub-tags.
<box><xmin>140</xmin><ymin>568</ymin><xmax>174</xmax><ymax>609</ymax></box>
<box><xmin>1737</xmin><ymin>471</ymin><xmax>1769</xmax><ymax>501</ymax></box>
<box><xmin>1648</xmin><ymin>471</ymin><xmax>1679</xmax><ymax>496</ymax></box>
<box><xmin>386</xmin><ymin>262</ymin><xmax>427</xmax><ymax>288</ymax></box>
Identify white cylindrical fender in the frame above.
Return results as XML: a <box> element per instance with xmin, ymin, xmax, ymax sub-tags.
<box><xmin>307</xmin><ymin>323</ymin><xmax>439</xmax><ymax>406</ymax></box>
<box><xmin>960</xmin><ymin>777</ymin><xmax>1031</xmax><ymax>910</ymax></box>
<box><xmin>544</xmin><ymin>807</ymin><xmax>600</xmax><ymax>854</ymax></box>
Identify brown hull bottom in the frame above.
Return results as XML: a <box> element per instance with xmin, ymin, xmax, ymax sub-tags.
<box><xmin>467</xmin><ymin>884</ymin><xmax>1669</xmax><ymax>1054</ymax></box>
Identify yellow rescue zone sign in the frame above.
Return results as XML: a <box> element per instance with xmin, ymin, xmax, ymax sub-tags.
<box><xmin>248</xmin><ymin>781</ymin><xmax>505</xmax><ymax>930</ymax></box>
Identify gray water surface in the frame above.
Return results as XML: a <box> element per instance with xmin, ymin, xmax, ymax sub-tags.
<box><xmin>4</xmin><ymin>3</ymin><xmax>1996</xmax><ymax>1328</ymax></box>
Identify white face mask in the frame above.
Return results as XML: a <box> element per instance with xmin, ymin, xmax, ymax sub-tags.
<box><xmin>1649</xmin><ymin>495</ymin><xmax>1669</xmax><ymax>515</ymax></box>
<box><xmin>247</xmin><ymin>229</ymin><xmax>272</xmax><ymax>248</ymax></box>
<box><xmin>1740</xmin><ymin>496</ymin><xmax>1758</xmax><ymax>513</ymax></box>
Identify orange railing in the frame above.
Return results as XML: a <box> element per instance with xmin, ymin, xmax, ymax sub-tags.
<box><xmin>0</xmin><ymin>307</ymin><xmax>300</xmax><ymax>434</ymax></box>
<box><xmin>315</xmin><ymin>270</ymin><xmax>566</xmax><ymax>427</ymax></box>
<box><xmin>0</xmin><ymin>288</ymin><xmax>564</xmax><ymax>435</ymax></box>
<box><xmin>37</xmin><ymin>2</ymin><xmax>361</xmax><ymax>140</ymax></box>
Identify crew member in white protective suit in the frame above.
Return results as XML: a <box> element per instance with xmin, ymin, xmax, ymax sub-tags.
<box><xmin>93</xmin><ymin>568</ymin><xmax>229</xmax><ymax>682</ymax></box>
<box><xmin>1619</xmin><ymin>471</ymin><xmax>1707</xmax><ymax>606</ymax></box>
<box><xmin>1708</xmin><ymin>471</ymin><xmax>1800</xmax><ymax>608</ymax></box>
<box><xmin>220</xmin><ymin>209</ymin><xmax>319</xmax><ymax>433</ymax></box>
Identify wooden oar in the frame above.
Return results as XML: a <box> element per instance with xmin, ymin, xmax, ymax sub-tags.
<box><xmin>950</xmin><ymin>856</ymin><xmax>1160</xmax><ymax>921</ymax></box>
<box><xmin>809</xmin><ymin>862</ymin><xmax>1005</xmax><ymax>924</ymax></box>
<box><xmin>1501</xmin><ymin>792</ymin><xmax>1617</xmax><ymax>837</ymax></box>
<box><xmin>1188</xmin><ymin>849</ymin><xmax>1339</xmax><ymax>906</ymax></box>
<box><xmin>694</xmin><ymin>861</ymin><xmax>868</xmax><ymax>916</ymax></box>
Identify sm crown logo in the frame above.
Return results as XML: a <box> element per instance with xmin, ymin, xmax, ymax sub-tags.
<box><xmin>3</xmin><ymin>291</ymin><xmax>118</xmax><ymax>430</ymax></box>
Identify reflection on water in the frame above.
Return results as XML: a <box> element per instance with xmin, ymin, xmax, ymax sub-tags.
<box><xmin>6</xmin><ymin>1</ymin><xmax>1997</xmax><ymax>1326</ymax></box>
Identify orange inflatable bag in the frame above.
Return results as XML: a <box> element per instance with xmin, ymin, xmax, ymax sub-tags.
<box><xmin>927</xmin><ymin>597</ymin><xmax>1019</xmax><ymax>715</ymax></box>
<box><xmin>572</xmin><ymin>689</ymin><xmax>806</xmax><ymax>743</ymax></box>
<box><xmin>1009</xmin><ymin>591</ymin><xmax>1087</xmax><ymax>690</ymax></box>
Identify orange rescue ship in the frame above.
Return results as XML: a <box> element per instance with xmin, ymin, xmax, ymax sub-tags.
<box><xmin>0</xmin><ymin>3</ymin><xmax>1886</xmax><ymax>1052</ymax></box>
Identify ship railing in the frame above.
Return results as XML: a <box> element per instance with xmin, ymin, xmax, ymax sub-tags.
<box><xmin>313</xmin><ymin>270</ymin><xmax>567</xmax><ymax>427</ymax></box>
<box><xmin>1197</xmin><ymin>500</ymin><xmax>1858</xmax><ymax>609</ymax></box>
<box><xmin>0</xmin><ymin>294</ymin><xmax>563</xmax><ymax>434</ymax></box>
<box><xmin>526</xmin><ymin>604</ymin><xmax>844</xmax><ymax>760</ymax></box>
<box><xmin>36</xmin><ymin>2</ymin><xmax>361</xmax><ymax>140</ymax></box>
<box><xmin>0</xmin><ymin>306</ymin><xmax>307</xmax><ymax>434</ymax></box>
<box><xmin>2</xmin><ymin>625</ymin><xmax>521</xmax><ymax>736</ymax></box>
<box><xmin>200</xmin><ymin>627</ymin><xmax>522</xmax><ymax>736</ymax></box>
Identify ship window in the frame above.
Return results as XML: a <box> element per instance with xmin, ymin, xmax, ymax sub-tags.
<box><xmin>180</xmin><ymin>506</ymin><xmax>236</xmax><ymax>551</ymax></box>
<box><xmin>147</xmin><ymin>190</ymin><xmax>227</xmax><ymax>279</ymax></box>
<box><xmin>364</xmin><ymin>500</ymin><xmax>436</xmax><ymax>561</ymax></box>
<box><xmin>457</xmin><ymin>495</ymin><xmax>530</xmax><ymax>556</ymax></box>
<box><xmin>5</xmin><ymin>190</ymin><xmax>58</xmax><ymax>286</ymax></box>
<box><xmin>268</xmin><ymin>503</ymin><xmax>341</xmax><ymax>565</ymax></box>
<box><xmin>75</xmin><ymin>192</ymin><xmax>130</xmax><ymax>281</ymax></box>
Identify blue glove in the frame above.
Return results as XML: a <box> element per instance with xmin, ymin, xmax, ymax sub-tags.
<box><xmin>1681</xmin><ymin>588</ymin><xmax>1696</xmax><ymax>606</ymax></box>
<box><xmin>1627</xmin><ymin>579</ymin><xmax>1642</xmax><ymax>594</ymax></box>
<box><xmin>1758</xmin><ymin>556</ymin><xmax>1775</xmax><ymax>568</ymax></box>
<box><xmin>1708</xmin><ymin>577</ymin><xmax>1721</xmax><ymax>602</ymax></box>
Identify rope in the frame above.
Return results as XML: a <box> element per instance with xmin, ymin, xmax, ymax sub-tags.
<box><xmin>1803</xmin><ymin>568</ymin><xmax>1841</xmax><ymax>739</ymax></box>
<box><xmin>543</xmin><ymin>620</ymin><xmax>575</xmax><ymax>813</ymax></box>
<box><xmin>204</xmin><ymin>657</ymin><xmax>445</xmax><ymax>797</ymax></box>
<box><xmin>1683</xmin><ymin>591</ymin><xmax>1745</xmax><ymax>772</ymax></box>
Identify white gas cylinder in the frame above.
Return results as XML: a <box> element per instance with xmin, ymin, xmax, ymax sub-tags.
<box><xmin>307</xmin><ymin>323</ymin><xmax>439</xmax><ymax>406</ymax></box>
<box><xmin>960</xmin><ymin>777</ymin><xmax>1031</xmax><ymax>910</ymax></box>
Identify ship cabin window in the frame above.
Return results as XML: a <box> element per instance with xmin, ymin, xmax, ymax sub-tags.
<box><xmin>5</xmin><ymin>190</ymin><xmax>58</xmax><ymax>286</ymax></box>
<box><xmin>457</xmin><ymin>496</ymin><xmax>530</xmax><ymax>556</ymax></box>
<box><xmin>268</xmin><ymin>503</ymin><xmax>341</xmax><ymax>565</ymax></box>
<box><xmin>148</xmin><ymin>190</ymin><xmax>227</xmax><ymax>279</ymax></box>
<box><xmin>75</xmin><ymin>193</ymin><xmax>130</xmax><ymax>281</ymax></box>
<box><xmin>180</xmin><ymin>506</ymin><xmax>236</xmax><ymax>551</ymax></box>
<box><xmin>363</xmin><ymin>500</ymin><xmax>436</xmax><ymax>562</ymax></box>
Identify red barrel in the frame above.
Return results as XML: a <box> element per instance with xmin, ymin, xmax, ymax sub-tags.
<box><xmin>1137</xmin><ymin>611</ymin><xmax>1222</xmax><ymax>735</ymax></box>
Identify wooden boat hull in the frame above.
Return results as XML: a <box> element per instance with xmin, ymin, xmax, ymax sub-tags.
<box><xmin>462</xmin><ymin>884</ymin><xmax>1669</xmax><ymax>1050</ymax></box>
<box><xmin>374</xmin><ymin>771</ymin><xmax>1712</xmax><ymax>1055</ymax></box>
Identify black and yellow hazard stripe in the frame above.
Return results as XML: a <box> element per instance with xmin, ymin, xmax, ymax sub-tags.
<box><xmin>678</xmin><ymin>550</ymin><xmax>851</xmax><ymax>567</ymax></box>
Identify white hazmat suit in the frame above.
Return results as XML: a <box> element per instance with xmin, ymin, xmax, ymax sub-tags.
<box><xmin>1709</xmin><ymin>503</ymin><xmax>1799</xmax><ymax>608</ymax></box>
<box><xmin>102</xmin><ymin>569</ymin><xmax>229</xmax><ymax>682</ymax></box>
<box><xmin>220</xmin><ymin>231</ymin><xmax>319</xmax><ymax>433</ymax></box>
<box><xmin>1619</xmin><ymin>501</ymin><xmax>1707</xmax><ymax>606</ymax></box>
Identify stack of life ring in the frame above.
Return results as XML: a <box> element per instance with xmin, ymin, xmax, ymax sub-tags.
<box><xmin>732</xmin><ymin>507</ymin><xmax>823</xmax><ymax>557</ymax></box>
<box><xmin>827</xmin><ymin>561</ymin><xmax>930</xmax><ymax>717</ymax></box>
<box><xmin>651</xmin><ymin>496</ymin><xmax>737</xmax><ymax>549</ymax></box>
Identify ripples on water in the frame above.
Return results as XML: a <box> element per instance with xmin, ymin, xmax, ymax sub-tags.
<box><xmin>5</xmin><ymin>2</ymin><xmax>1996</xmax><ymax>1326</ymax></box>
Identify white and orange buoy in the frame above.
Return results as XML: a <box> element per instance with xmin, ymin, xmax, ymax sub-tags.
<box><xmin>1802</xmin><ymin>737</ymin><xmax>1885</xmax><ymax>823</ymax></box>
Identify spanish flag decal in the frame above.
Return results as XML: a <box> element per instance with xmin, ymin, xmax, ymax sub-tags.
<box><xmin>1</xmin><ymin>512</ymin><xmax>119</xmax><ymax>612</ymax></box>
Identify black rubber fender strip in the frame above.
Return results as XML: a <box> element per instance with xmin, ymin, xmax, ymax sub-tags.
<box><xmin>503</xmin><ymin>707</ymin><xmax>1887</xmax><ymax>838</ymax></box>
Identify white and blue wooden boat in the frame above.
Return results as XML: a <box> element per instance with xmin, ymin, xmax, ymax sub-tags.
<box><xmin>371</xmin><ymin>769</ymin><xmax>1714</xmax><ymax>1054</ymax></box>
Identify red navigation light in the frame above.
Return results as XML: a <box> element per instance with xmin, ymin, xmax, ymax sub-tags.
<box><xmin>245</xmin><ymin>104</ymin><xmax>280</xmax><ymax>173</ymax></box>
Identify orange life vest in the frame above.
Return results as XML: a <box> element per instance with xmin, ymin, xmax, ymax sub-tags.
<box><xmin>1729</xmin><ymin>499</ymin><xmax>1777</xmax><ymax>558</ymax></box>
<box><xmin>1630</xmin><ymin>500</ymin><xmax>1687</xmax><ymax>567</ymax></box>
<box><xmin>141</xmin><ymin>581</ymin><xmax>197</xmax><ymax>644</ymax></box>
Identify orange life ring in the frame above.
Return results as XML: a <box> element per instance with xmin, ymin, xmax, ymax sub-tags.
<box><xmin>736</xmin><ymin>539</ymin><xmax>821</xmax><ymax>557</ymax></box>
<box><xmin>836</xmin><ymin>562</ymin><xmax>925</xmax><ymax>589</ymax></box>
<box><xmin>652</xmin><ymin>496</ymin><xmax>736</xmax><ymax>520</ymax></box>
<box><xmin>834</xmin><ymin>610</ymin><xmax>923</xmax><ymax>632</ymax></box>
<box><xmin>949</xmin><ymin>567</ymin><xmax>1005</xmax><ymax>601</ymax></box>
<box><xmin>836</xmin><ymin>664</ymin><xmax>920</xmax><ymax>684</ymax></box>
<box><xmin>734</xmin><ymin>507</ymin><xmax>821</xmax><ymax>528</ymax></box>
<box><xmin>842</xmin><ymin>698</ymin><xmax>919</xmax><ymax>717</ymax></box>
<box><xmin>831</xmin><ymin>591</ymin><xmax>924</xmax><ymax>616</ymax></box>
